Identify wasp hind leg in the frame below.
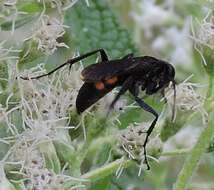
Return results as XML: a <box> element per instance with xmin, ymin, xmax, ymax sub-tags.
<box><xmin>131</xmin><ymin>94</ymin><xmax>159</xmax><ymax>170</ymax></box>
<box><xmin>69</xmin><ymin>49</ymin><xmax>109</xmax><ymax>71</ymax></box>
<box><xmin>21</xmin><ymin>49</ymin><xmax>109</xmax><ymax>80</ymax></box>
<box><xmin>98</xmin><ymin>49</ymin><xmax>109</xmax><ymax>61</ymax></box>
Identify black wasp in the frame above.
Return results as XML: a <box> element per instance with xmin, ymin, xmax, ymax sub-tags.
<box><xmin>21</xmin><ymin>49</ymin><xmax>176</xmax><ymax>170</ymax></box>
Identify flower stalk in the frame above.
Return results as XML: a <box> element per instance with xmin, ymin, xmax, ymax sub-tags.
<box><xmin>81</xmin><ymin>158</ymin><xmax>133</xmax><ymax>181</ymax></box>
<box><xmin>173</xmin><ymin>111</ymin><xmax>214</xmax><ymax>190</ymax></box>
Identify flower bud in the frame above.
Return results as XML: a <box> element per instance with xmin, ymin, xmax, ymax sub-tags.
<box><xmin>193</xmin><ymin>12</ymin><xmax>214</xmax><ymax>77</ymax></box>
<box><xmin>161</xmin><ymin>78</ymin><xmax>208</xmax><ymax>141</ymax></box>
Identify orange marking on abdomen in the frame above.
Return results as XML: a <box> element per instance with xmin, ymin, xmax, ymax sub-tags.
<box><xmin>105</xmin><ymin>76</ymin><xmax>118</xmax><ymax>85</ymax></box>
<box><xmin>95</xmin><ymin>81</ymin><xmax>105</xmax><ymax>90</ymax></box>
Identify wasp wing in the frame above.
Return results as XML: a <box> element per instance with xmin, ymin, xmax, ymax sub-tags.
<box><xmin>81</xmin><ymin>58</ymin><xmax>139</xmax><ymax>82</ymax></box>
<box><xmin>76</xmin><ymin>82</ymin><xmax>115</xmax><ymax>114</ymax></box>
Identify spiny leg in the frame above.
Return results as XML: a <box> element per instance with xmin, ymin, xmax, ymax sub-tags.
<box><xmin>131</xmin><ymin>94</ymin><xmax>158</xmax><ymax>170</ymax></box>
<box><xmin>20</xmin><ymin>49</ymin><xmax>109</xmax><ymax>80</ymax></box>
<box><xmin>69</xmin><ymin>49</ymin><xmax>109</xmax><ymax>71</ymax></box>
<box><xmin>98</xmin><ymin>49</ymin><xmax>109</xmax><ymax>61</ymax></box>
<box><xmin>107</xmin><ymin>77</ymin><xmax>133</xmax><ymax>115</ymax></box>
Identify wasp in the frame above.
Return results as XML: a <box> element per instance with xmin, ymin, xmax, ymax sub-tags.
<box><xmin>20</xmin><ymin>49</ymin><xmax>176</xmax><ymax>170</ymax></box>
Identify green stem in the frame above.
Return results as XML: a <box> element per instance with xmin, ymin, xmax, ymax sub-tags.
<box><xmin>80</xmin><ymin>148</ymin><xmax>192</xmax><ymax>182</ymax></box>
<box><xmin>81</xmin><ymin>158</ymin><xmax>133</xmax><ymax>181</ymax></box>
<box><xmin>173</xmin><ymin>112</ymin><xmax>214</xmax><ymax>190</ymax></box>
<box><xmin>161</xmin><ymin>148</ymin><xmax>191</xmax><ymax>157</ymax></box>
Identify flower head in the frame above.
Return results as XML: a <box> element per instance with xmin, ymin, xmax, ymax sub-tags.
<box><xmin>194</xmin><ymin>11</ymin><xmax>214</xmax><ymax>50</ymax></box>
<box><xmin>26</xmin><ymin>168</ymin><xmax>64</xmax><ymax>190</ymax></box>
<box><xmin>32</xmin><ymin>15</ymin><xmax>69</xmax><ymax>55</ymax></box>
<box><xmin>6</xmin><ymin>63</ymin><xmax>82</xmax><ymax>188</ymax></box>
<box><xmin>165</xmin><ymin>76</ymin><xmax>208</xmax><ymax>124</ymax></box>
<box><xmin>117</xmin><ymin>123</ymin><xmax>163</xmax><ymax>173</ymax></box>
<box><xmin>191</xmin><ymin>11</ymin><xmax>214</xmax><ymax>76</ymax></box>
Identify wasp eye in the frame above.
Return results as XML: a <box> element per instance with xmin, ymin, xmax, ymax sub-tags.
<box><xmin>167</xmin><ymin>64</ymin><xmax>175</xmax><ymax>80</ymax></box>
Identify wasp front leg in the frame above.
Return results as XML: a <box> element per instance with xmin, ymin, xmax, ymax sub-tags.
<box><xmin>107</xmin><ymin>76</ymin><xmax>133</xmax><ymax>115</ymax></box>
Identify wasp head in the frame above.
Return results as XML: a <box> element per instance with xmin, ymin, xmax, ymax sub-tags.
<box><xmin>143</xmin><ymin>57</ymin><xmax>175</xmax><ymax>95</ymax></box>
<box><xmin>143</xmin><ymin>57</ymin><xmax>176</xmax><ymax>121</ymax></box>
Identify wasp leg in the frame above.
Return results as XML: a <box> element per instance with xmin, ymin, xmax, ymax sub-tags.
<box><xmin>131</xmin><ymin>95</ymin><xmax>159</xmax><ymax>170</ymax></box>
<box><xmin>68</xmin><ymin>49</ymin><xmax>109</xmax><ymax>72</ymax></box>
<box><xmin>98</xmin><ymin>49</ymin><xmax>109</xmax><ymax>61</ymax></box>
<box><xmin>21</xmin><ymin>49</ymin><xmax>109</xmax><ymax>80</ymax></box>
<box><xmin>107</xmin><ymin>77</ymin><xmax>133</xmax><ymax>115</ymax></box>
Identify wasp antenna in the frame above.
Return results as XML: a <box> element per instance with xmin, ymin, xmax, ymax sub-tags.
<box><xmin>171</xmin><ymin>80</ymin><xmax>176</xmax><ymax>122</ymax></box>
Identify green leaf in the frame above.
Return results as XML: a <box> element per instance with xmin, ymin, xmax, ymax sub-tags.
<box><xmin>18</xmin><ymin>40</ymin><xmax>46</xmax><ymax>70</ymax></box>
<box><xmin>64</xmin><ymin>0</ymin><xmax>136</xmax><ymax>61</ymax></box>
<box><xmin>90</xmin><ymin>176</ymin><xmax>111</xmax><ymax>190</ymax></box>
<box><xmin>0</xmin><ymin>14</ymin><xmax>36</xmax><ymax>31</ymax></box>
<box><xmin>54</xmin><ymin>141</ymin><xmax>78</xmax><ymax>172</ymax></box>
<box><xmin>19</xmin><ymin>2</ymin><xmax>43</xmax><ymax>13</ymax></box>
<box><xmin>85</xmin><ymin>116</ymin><xmax>108</xmax><ymax>141</ymax></box>
<box><xmin>95</xmin><ymin>143</ymin><xmax>112</xmax><ymax>167</ymax></box>
<box><xmin>117</xmin><ymin>107</ymin><xmax>144</xmax><ymax>129</ymax></box>
<box><xmin>203</xmin><ymin>46</ymin><xmax>214</xmax><ymax>77</ymax></box>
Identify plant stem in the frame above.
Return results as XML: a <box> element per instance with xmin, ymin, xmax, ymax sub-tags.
<box><xmin>161</xmin><ymin>148</ymin><xmax>191</xmax><ymax>157</ymax></box>
<box><xmin>80</xmin><ymin>148</ymin><xmax>192</xmax><ymax>182</ymax></box>
<box><xmin>173</xmin><ymin>112</ymin><xmax>214</xmax><ymax>190</ymax></box>
<box><xmin>81</xmin><ymin>158</ymin><xmax>133</xmax><ymax>181</ymax></box>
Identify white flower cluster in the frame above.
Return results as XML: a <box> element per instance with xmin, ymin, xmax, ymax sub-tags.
<box><xmin>18</xmin><ymin>62</ymin><xmax>82</xmax><ymax>129</ymax></box>
<box><xmin>0</xmin><ymin>114</ymin><xmax>65</xmax><ymax>189</ymax></box>
<box><xmin>33</xmin><ymin>15</ymin><xmax>69</xmax><ymax>55</ymax></box>
<box><xmin>26</xmin><ymin>168</ymin><xmax>64</xmax><ymax>190</ymax></box>
<box><xmin>191</xmin><ymin>11</ymin><xmax>214</xmax><ymax>66</ymax></box>
<box><xmin>118</xmin><ymin>123</ymin><xmax>162</xmax><ymax>174</ymax></box>
<box><xmin>0</xmin><ymin>63</ymin><xmax>84</xmax><ymax>189</ymax></box>
<box><xmin>195</xmin><ymin>11</ymin><xmax>214</xmax><ymax>49</ymax></box>
<box><xmin>165</xmin><ymin>76</ymin><xmax>208</xmax><ymax>124</ymax></box>
<box><xmin>131</xmin><ymin>0</ymin><xmax>193</xmax><ymax>65</ymax></box>
<box><xmin>8</xmin><ymin>135</ymin><xmax>65</xmax><ymax>189</ymax></box>
<box><xmin>0</xmin><ymin>41</ymin><xmax>20</xmax><ymax>62</ymax></box>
